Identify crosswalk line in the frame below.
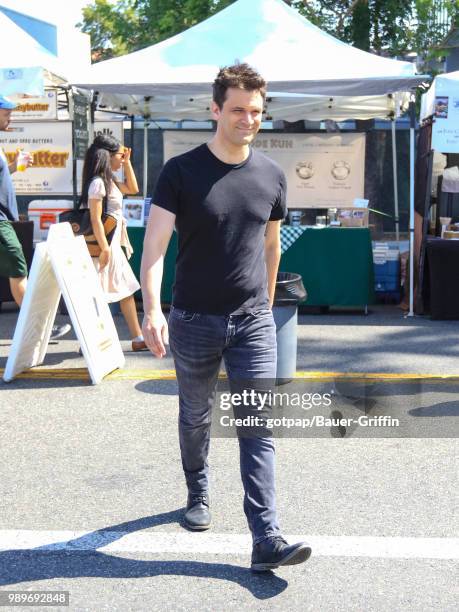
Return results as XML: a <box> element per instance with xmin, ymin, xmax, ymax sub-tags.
<box><xmin>0</xmin><ymin>531</ymin><xmax>457</xmax><ymax>560</ymax></box>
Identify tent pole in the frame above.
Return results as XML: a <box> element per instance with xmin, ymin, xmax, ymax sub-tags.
<box><xmin>143</xmin><ymin>119</ymin><xmax>148</xmax><ymax>199</ymax></box>
<box><xmin>391</xmin><ymin>119</ymin><xmax>400</xmax><ymax>242</ymax></box>
<box><xmin>407</xmin><ymin>97</ymin><xmax>416</xmax><ymax>317</ymax></box>
<box><xmin>130</xmin><ymin>115</ymin><xmax>135</xmax><ymax>156</ymax></box>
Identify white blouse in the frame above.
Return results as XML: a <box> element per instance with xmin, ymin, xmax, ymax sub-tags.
<box><xmin>87</xmin><ymin>177</ymin><xmax>133</xmax><ymax>258</ymax></box>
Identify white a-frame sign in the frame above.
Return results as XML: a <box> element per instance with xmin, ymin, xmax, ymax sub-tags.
<box><xmin>3</xmin><ymin>223</ymin><xmax>125</xmax><ymax>384</ymax></box>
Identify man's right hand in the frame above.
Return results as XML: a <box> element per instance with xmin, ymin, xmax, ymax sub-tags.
<box><xmin>142</xmin><ymin>309</ymin><xmax>169</xmax><ymax>358</ymax></box>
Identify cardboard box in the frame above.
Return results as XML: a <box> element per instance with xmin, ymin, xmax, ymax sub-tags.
<box><xmin>337</xmin><ymin>207</ymin><xmax>369</xmax><ymax>228</ymax></box>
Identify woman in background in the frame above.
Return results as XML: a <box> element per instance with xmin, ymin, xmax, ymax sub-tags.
<box><xmin>80</xmin><ymin>134</ymin><xmax>146</xmax><ymax>351</ymax></box>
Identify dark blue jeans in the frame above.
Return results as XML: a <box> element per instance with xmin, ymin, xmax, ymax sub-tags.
<box><xmin>168</xmin><ymin>305</ymin><xmax>281</xmax><ymax>544</ymax></box>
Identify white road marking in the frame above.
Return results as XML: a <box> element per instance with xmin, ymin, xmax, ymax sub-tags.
<box><xmin>0</xmin><ymin>531</ymin><xmax>457</xmax><ymax>560</ymax></box>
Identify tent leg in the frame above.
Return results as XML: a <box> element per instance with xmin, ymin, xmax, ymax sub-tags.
<box><xmin>143</xmin><ymin>120</ymin><xmax>149</xmax><ymax>199</ymax></box>
<box><xmin>130</xmin><ymin>115</ymin><xmax>135</xmax><ymax>156</ymax></box>
<box><xmin>391</xmin><ymin>120</ymin><xmax>400</xmax><ymax>242</ymax></box>
<box><xmin>407</xmin><ymin>98</ymin><xmax>416</xmax><ymax>317</ymax></box>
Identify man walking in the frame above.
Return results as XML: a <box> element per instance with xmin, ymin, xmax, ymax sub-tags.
<box><xmin>0</xmin><ymin>95</ymin><xmax>70</xmax><ymax>340</ymax></box>
<box><xmin>141</xmin><ymin>64</ymin><xmax>311</xmax><ymax>572</ymax></box>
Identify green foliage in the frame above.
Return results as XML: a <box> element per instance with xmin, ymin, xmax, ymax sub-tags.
<box><xmin>293</xmin><ymin>0</ymin><xmax>459</xmax><ymax>58</ymax></box>
<box><xmin>78</xmin><ymin>0</ymin><xmax>235</xmax><ymax>61</ymax></box>
<box><xmin>412</xmin><ymin>0</ymin><xmax>459</xmax><ymax>53</ymax></box>
<box><xmin>79</xmin><ymin>0</ymin><xmax>459</xmax><ymax>64</ymax></box>
<box><xmin>351</xmin><ymin>1</ymin><xmax>370</xmax><ymax>51</ymax></box>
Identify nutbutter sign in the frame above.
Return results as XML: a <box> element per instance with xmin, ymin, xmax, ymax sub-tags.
<box><xmin>0</xmin><ymin>121</ymin><xmax>73</xmax><ymax>194</ymax></box>
<box><xmin>10</xmin><ymin>91</ymin><xmax>58</xmax><ymax>121</ymax></box>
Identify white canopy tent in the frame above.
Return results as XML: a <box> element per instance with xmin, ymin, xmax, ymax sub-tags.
<box><xmin>420</xmin><ymin>70</ymin><xmax>459</xmax><ymax>121</ymax></box>
<box><xmin>0</xmin><ymin>10</ymin><xmax>68</xmax><ymax>96</ymax></box>
<box><xmin>74</xmin><ymin>0</ymin><xmax>422</xmax><ymax>99</ymax></box>
<box><xmin>73</xmin><ymin>0</ymin><xmax>428</xmax><ymax>315</ymax></box>
<box><xmin>94</xmin><ymin>90</ymin><xmax>410</xmax><ymax>123</ymax></box>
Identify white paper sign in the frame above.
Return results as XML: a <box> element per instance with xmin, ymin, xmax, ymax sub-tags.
<box><xmin>163</xmin><ymin>131</ymin><xmax>365</xmax><ymax>208</ymax></box>
<box><xmin>353</xmin><ymin>198</ymin><xmax>369</xmax><ymax>208</ymax></box>
<box><xmin>4</xmin><ymin>223</ymin><xmax>125</xmax><ymax>385</ymax></box>
<box><xmin>0</xmin><ymin>121</ymin><xmax>73</xmax><ymax>194</ymax></box>
<box><xmin>10</xmin><ymin>91</ymin><xmax>58</xmax><ymax>121</ymax></box>
<box><xmin>123</xmin><ymin>198</ymin><xmax>145</xmax><ymax>226</ymax></box>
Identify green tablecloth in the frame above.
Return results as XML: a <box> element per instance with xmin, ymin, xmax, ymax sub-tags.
<box><xmin>128</xmin><ymin>226</ymin><xmax>375</xmax><ymax>307</ymax></box>
<box><xmin>127</xmin><ymin>227</ymin><xmax>177</xmax><ymax>304</ymax></box>
<box><xmin>281</xmin><ymin>227</ymin><xmax>375</xmax><ymax>307</ymax></box>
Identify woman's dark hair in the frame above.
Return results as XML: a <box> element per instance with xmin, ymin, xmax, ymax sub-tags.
<box><xmin>80</xmin><ymin>134</ymin><xmax>120</xmax><ymax>207</ymax></box>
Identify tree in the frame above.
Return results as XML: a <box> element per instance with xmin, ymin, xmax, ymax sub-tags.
<box><xmin>291</xmin><ymin>0</ymin><xmax>459</xmax><ymax>58</ymax></box>
<box><xmin>79</xmin><ymin>0</ymin><xmax>459</xmax><ymax>64</ymax></box>
<box><xmin>79</xmin><ymin>0</ymin><xmax>234</xmax><ymax>61</ymax></box>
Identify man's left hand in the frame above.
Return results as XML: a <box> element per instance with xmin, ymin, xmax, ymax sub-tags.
<box><xmin>11</xmin><ymin>150</ymin><xmax>33</xmax><ymax>173</ymax></box>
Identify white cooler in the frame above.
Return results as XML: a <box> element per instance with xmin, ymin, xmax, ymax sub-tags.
<box><xmin>28</xmin><ymin>200</ymin><xmax>74</xmax><ymax>242</ymax></box>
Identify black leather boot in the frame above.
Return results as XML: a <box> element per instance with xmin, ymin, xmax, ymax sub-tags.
<box><xmin>183</xmin><ymin>493</ymin><xmax>211</xmax><ymax>531</ymax></box>
<box><xmin>251</xmin><ymin>535</ymin><xmax>311</xmax><ymax>572</ymax></box>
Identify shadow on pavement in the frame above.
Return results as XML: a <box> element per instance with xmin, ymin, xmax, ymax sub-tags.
<box><xmin>0</xmin><ymin>378</ymin><xmax>92</xmax><ymax>390</ymax></box>
<box><xmin>0</xmin><ymin>351</ymin><xmax>82</xmax><ymax>370</ymax></box>
<box><xmin>409</xmin><ymin>401</ymin><xmax>459</xmax><ymax>417</ymax></box>
<box><xmin>0</xmin><ymin>511</ymin><xmax>288</xmax><ymax>598</ymax></box>
<box><xmin>135</xmin><ymin>380</ymin><xmax>178</xmax><ymax>396</ymax></box>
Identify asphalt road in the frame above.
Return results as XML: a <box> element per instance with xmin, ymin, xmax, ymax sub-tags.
<box><xmin>0</xmin><ymin>305</ymin><xmax>457</xmax><ymax>611</ymax></box>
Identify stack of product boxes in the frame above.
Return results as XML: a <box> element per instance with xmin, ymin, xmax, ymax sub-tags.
<box><xmin>373</xmin><ymin>243</ymin><xmax>401</xmax><ymax>302</ymax></box>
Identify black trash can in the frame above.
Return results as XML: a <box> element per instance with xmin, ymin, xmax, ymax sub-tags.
<box><xmin>273</xmin><ymin>272</ymin><xmax>307</xmax><ymax>385</ymax></box>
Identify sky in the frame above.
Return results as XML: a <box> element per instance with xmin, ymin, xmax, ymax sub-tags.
<box><xmin>0</xmin><ymin>0</ymin><xmax>95</xmax><ymax>29</ymax></box>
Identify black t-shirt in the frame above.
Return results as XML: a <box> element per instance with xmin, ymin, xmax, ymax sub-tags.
<box><xmin>153</xmin><ymin>143</ymin><xmax>287</xmax><ymax>315</ymax></box>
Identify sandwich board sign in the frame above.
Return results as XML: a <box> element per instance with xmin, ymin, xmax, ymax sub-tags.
<box><xmin>3</xmin><ymin>223</ymin><xmax>125</xmax><ymax>384</ymax></box>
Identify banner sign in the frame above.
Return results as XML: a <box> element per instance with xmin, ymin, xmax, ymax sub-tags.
<box><xmin>163</xmin><ymin>131</ymin><xmax>365</xmax><ymax>208</ymax></box>
<box><xmin>11</xmin><ymin>91</ymin><xmax>58</xmax><ymax>121</ymax></box>
<box><xmin>93</xmin><ymin>121</ymin><xmax>123</xmax><ymax>142</ymax></box>
<box><xmin>73</xmin><ymin>93</ymin><xmax>90</xmax><ymax>160</ymax></box>
<box><xmin>0</xmin><ymin>121</ymin><xmax>73</xmax><ymax>194</ymax></box>
<box><xmin>432</xmin><ymin>94</ymin><xmax>459</xmax><ymax>153</ymax></box>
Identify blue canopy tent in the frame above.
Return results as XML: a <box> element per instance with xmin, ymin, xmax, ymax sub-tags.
<box><xmin>0</xmin><ymin>10</ymin><xmax>67</xmax><ymax>96</ymax></box>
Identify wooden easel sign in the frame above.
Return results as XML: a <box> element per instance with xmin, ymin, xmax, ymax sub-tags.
<box><xmin>3</xmin><ymin>223</ymin><xmax>125</xmax><ymax>384</ymax></box>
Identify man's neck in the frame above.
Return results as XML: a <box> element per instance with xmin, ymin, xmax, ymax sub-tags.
<box><xmin>207</xmin><ymin>136</ymin><xmax>250</xmax><ymax>165</ymax></box>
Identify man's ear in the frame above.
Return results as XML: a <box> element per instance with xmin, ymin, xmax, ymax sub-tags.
<box><xmin>210</xmin><ymin>100</ymin><xmax>221</xmax><ymax>120</ymax></box>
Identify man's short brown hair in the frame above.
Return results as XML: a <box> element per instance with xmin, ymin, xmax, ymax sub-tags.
<box><xmin>212</xmin><ymin>63</ymin><xmax>266</xmax><ymax>109</ymax></box>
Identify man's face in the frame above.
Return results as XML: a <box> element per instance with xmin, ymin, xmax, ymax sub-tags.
<box><xmin>212</xmin><ymin>87</ymin><xmax>264</xmax><ymax>147</ymax></box>
<box><xmin>0</xmin><ymin>109</ymin><xmax>12</xmax><ymax>131</ymax></box>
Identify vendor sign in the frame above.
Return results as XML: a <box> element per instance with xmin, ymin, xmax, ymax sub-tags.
<box><xmin>163</xmin><ymin>131</ymin><xmax>365</xmax><ymax>208</ymax></box>
<box><xmin>10</xmin><ymin>91</ymin><xmax>58</xmax><ymax>121</ymax></box>
<box><xmin>73</xmin><ymin>93</ymin><xmax>90</xmax><ymax>160</ymax></box>
<box><xmin>253</xmin><ymin>133</ymin><xmax>365</xmax><ymax>208</ymax></box>
<box><xmin>0</xmin><ymin>121</ymin><xmax>73</xmax><ymax>194</ymax></box>
<box><xmin>94</xmin><ymin>120</ymin><xmax>123</xmax><ymax>143</ymax></box>
<box><xmin>432</xmin><ymin>95</ymin><xmax>459</xmax><ymax>153</ymax></box>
